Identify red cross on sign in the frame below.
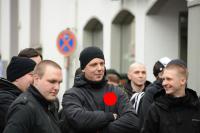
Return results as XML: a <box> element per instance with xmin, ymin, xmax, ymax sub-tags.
<box><xmin>57</xmin><ymin>29</ymin><xmax>77</xmax><ymax>57</ymax></box>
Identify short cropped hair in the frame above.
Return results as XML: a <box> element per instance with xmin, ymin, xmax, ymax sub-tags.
<box><xmin>165</xmin><ymin>59</ymin><xmax>188</xmax><ymax>80</ymax></box>
<box><xmin>128</xmin><ymin>62</ymin><xmax>146</xmax><ymax>74</ymax></box>
<box><xmin>34</xmin><ymin>60</ymin><xmax>61</xmax><ymax>78</ymax></box>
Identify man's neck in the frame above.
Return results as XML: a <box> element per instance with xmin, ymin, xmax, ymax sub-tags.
<box><xmin>12</xmin><ymin>81</ymin><xmax>23</xmax><ymax>92</ymax></box>
<box><xmin>131</xmin><ymin>82</ymin><xmax>144</xmax><ymax>93</ymax></box>
<box><xmin>172</xmin><ymin>87</ymin><xmax>186</xmax><ymax>98</ymax></box>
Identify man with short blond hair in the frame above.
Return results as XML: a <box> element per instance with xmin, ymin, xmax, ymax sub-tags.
<box><xmin>141</xmin><ymin>59</ymin><xmax>200</xmax><ymax>133</ymax></box>
<box><xmin>3</xmin><ymin>60</ymin><xmax>62</xmax><ymax>133</ymax></box>
<box><xmin>140</xmin><ymin>57</ymin><xmax>171</xmax><ymax>127</ymax></box>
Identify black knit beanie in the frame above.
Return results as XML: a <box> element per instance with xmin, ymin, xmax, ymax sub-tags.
<box><xmin>6</xmin><ymin>56</ymin><xmax>36</xmax><ymax>82</ymax></box>
<box><xmin>79</xmin><ymin>46</ymin><xmax>104</xmax><ymax>70</ymax></box>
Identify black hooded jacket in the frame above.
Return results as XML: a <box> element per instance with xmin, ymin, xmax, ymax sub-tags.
<box><xmin>140</xmin><ymin>79</ymin><xmax>163</xmax><ymax>126</ymax></box>
<box><xmin>62</xmin><ymin>74</ymin><xmax>140</xmax><ymax>133</ymax></box>
<box><xmin>141</xmin><ymin>88</ymin><xmax>200</xmax><ymax>133</ymax></box>
<box><xmin>124</xmin><ymin>80</ymin><xmax>151</xmax><ymax>99</ymax></box>
<box><xmin>0</xmin><ymin>78</ymin><xmax>22</xmax><ymax>133</ymax></box>
<box><xmin>3</xmin><ymin>85</ymin><xmax>61</xmax><ymax>133</ymax></box>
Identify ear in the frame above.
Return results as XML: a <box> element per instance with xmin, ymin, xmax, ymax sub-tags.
<box><xmin>33</xmin><ymin>74</ymin><xmax>40</xmax><ymax>82</ymax></box>
<box><xmin>82</xmin><ymin>69</ymin><xmax>85</xmax><ymax>73</ymax></box>
<box><xmin>180</xmin><ymin>77</ymin><xmax>187</xmax><ymax>86</ymax></box>
<box><xmin>15</xmin><ymin>78</ymin><xmax>19</xmax><ymax>82</ymax></box>
<box><xmin>127</xmin><ymin>72</ymin><xmax>131</xmax><ymax>80</ymax></box>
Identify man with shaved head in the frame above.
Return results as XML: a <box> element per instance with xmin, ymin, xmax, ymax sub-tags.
<box><xmin>124</xmin><ymin>62</ymin><xmax>151</xmax><ymax>117</ymax></box>
<box><xmin>124</xmin><ymin>62</ymin><xmax>151</xmax><ymax>99</ymax></box>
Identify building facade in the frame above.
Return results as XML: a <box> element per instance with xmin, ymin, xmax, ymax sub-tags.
<box><xmin>0</xmin><ymin>0</ymin><xmax>199</xmax><ymax>104</ymax></box>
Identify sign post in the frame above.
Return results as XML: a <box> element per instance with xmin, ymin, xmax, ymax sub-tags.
<box><xmin>56</xmin><ymin>29</ymin><xmax>77</xmax><ymax>92</ymax></box>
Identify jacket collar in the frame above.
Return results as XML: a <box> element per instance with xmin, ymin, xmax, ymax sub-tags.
<box><xmin>0</xmin><ymin>77</ymin><xmax>22</xmax><ymax>96</ymax></box>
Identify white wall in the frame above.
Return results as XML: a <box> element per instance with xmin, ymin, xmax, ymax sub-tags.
<box><xmin>40</xmin><ymin>0</ymin><xmax>77</xmax><ymax>107</ymax></box>
<box><xmin>18</xmin><ymin>0</ymin><xmax>31</xmax><ymax>51</ymax></box>
<box><xmin>0</xmin><ymin>0</ymin><xmax>191</xmax><ymax>104</ymax></box>
<box><xmin>187</xmin><ymin>0</ymin><xmax>200</xmax><ymax>94</ymax></box>
<box><xmin>144</xmin><ymin>0</ymin><xmax>187</xmax><ymax>82</ymax></box>
<box><xmin>78</xmin><ymin>0</ymin><xmax>122</xmax><ymax>68</ymax></box>
<box><xmin>0</xmin><ymin>0</ymin><xmax>11</xmax><ymax>60</ymax></box>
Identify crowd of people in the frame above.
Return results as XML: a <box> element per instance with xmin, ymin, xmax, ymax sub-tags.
<box><xmin>0</xmin><ymin>46</ymin><xmax>200</xmax><ymax>133</ymax></box>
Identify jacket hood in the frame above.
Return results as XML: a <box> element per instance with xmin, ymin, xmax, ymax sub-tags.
<box><xmin>0</xmin><ymin>78</ymin><xmax>22</xmax><ymax>95</ymax></box>
<box><xmin>154</xmin><ymin>88</ymin><xmax>199</xmax><ymax>110</ymax></box>
<box><xmin>73</xmin><ymin>73</ymin><xmax>87</xmax><ymax>87</ymax></box>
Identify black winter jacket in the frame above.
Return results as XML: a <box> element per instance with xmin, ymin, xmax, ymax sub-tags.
<box><xmin>141</xmin><ymin>88</ymin><xmax>200</xmax><ymax>133</ymax></box>
<box><xmin>140</xmin><ymin>79</ymin><xmax>163</xmax><ymax>126</ymax></box>
<box><xmin>62</xmin><ymin>74</ymin><xmax>140</xmax><ymax>133</ymax></box>
<box><xmin>0</xmin><ymin>78</ymin><xmax>22</xmax><ymax>133</ymax></box>
<box><xmin>124</xmin><ymin>80</ymin><xmax>151</xmax><ymax>99</ymax></box>
<box><xmin>3</xmin><ymin>85</ymin><xmax>61</xmax><ymax>133</ymax></box>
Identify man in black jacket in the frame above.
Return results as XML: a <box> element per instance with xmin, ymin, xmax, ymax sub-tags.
<box><xmin>3</xmin><ymin>60</ymin><xmax>63</xmax><ymax>133</ymax></box>
<box><xmin>141</xmin><ymin>59</ymin><xmax>200</xmax><ymax>133</ymax></box>
<box><xmin>62</xmin><ymin>46</ymin><xmax>139</xmax><ymax>133</ymax></box>
<box><xmin>140</xmin><ymin>57</ymin><xmax>171</xmax><ymax>127</ymax></box>
<box><xmin>123</xmin><ymin>62</ymin><xmax>151</xmax><ymax>122</ymax></box>
<box><xmin>0</xmin><ymin>56</ymin><xmax>36</xmax><ymax>133</ymax></box>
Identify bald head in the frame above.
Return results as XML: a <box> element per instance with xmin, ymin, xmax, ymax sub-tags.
<box><xmin>128</xmin><ymin>62</ymin><xmax>147</xmax><ymax>92</ymax></box>
<box><xmin>128</xmin><ymin>62</ymin><xmax>146</xmax><ymax>74</ymax></box>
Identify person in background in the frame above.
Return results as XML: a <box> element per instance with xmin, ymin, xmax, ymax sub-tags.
<box><xmin>119</xmin><ymin>73</ymin><xmax>129</xmax><ymax>86</ymax></box>
<box><xmin>0</xmin><ymin>57</ymin><xmax>36</xmax><ymax>132</ymax></box>
<box><xmin>18</xmin><ymin>48</ymin><xmax>42</xmax><ymax>64</ymax></box>
<box><xmin>3</xmin><ymin>60</ymin><xmax>63</xmax><ymax>133</ymax></box>
<box><xmin>124</xmin><ymin>62</ymin><xmax>151</xmax><ymax>99</ymax></box>
<box><xmin>106</xmin><ymin>69</ymin><xmax>121</xmax><ymax>87</ymax></box>
<box><xmin>123</xmin><ymin>62</ymin><xmax>151</xmax><ymax>116</ymax></box>
<box><xmin>140</xmin><ymin>57</ymin><xmax>171</xmax><ymax>127</ymax></box>
<box><xmin>62</xmin><ymin>46</ymin><xmax>139</xmax><ymax>133</ymax></box>
<box><xmin>141</xmin><ymin>59</ymin><xmax>200</xmax><ymax>133</ymax></box>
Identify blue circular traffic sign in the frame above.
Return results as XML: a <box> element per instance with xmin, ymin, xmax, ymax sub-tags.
<box><xmin>57</xmin><ymin>29</ymin><xmax>77</xmax><ymax>57</ymax></box>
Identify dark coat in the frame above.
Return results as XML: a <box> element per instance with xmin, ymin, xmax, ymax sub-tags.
<box><xmin>124</xmin><ymin>80</ymin><xmax>151</xmax><ymax>99</ymax></box>
<box><xmin>3</xmin><ymin>85</ymin><xmax>61</xmax><ymax>133</ymax></box>
<box><xmin>141</xmin><ymin>88</ymin><xmax>200</xmax><ymax>133</ymax></box>
<box><xmin>140</xmin><ymin>79</ymin><xmax>163</xmax><ymax>126</ymax></box>
<box><xmin>123</xmin><ymin>80</ymin><xmax>151</xmax><ymax>122</ymax></box>
<box><xmin>0</xmin><ymin>78</ymin><xmax>22</xmax><ymax>133</ymax></box>
<box><xmin>62</xmin><ymin>74</ymin><xmax>140</xmax><ymax>133</ymax></box>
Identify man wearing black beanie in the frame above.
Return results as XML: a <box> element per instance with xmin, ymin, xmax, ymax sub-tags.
<box><xmin>0</xmin><ymin>56</ymin><xmax>36</xmax><ymax>132</ymax></box>
<box><xmin>79</xmin><ymin>46</ymin><xmax>104</xmax><ymax>70</ymax></box>
<box><xmin>62</xmin><ymin>46</ymin><xmax>140</xmax><ymax>133</ymax></box>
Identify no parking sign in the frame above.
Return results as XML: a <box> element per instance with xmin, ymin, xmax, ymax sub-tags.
<box><xmin>57</xmin><ymin>29</ymin><xmax>77</xmax><ymax>57</ymax></box>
